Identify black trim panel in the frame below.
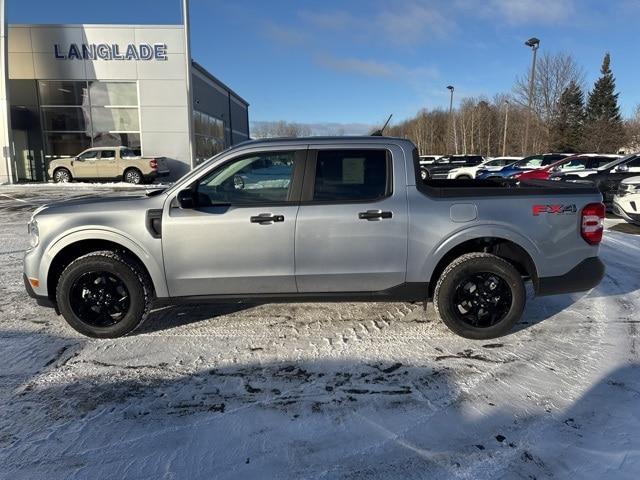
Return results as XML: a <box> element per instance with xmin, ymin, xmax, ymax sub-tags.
<box><xmin>146</xmin><ymin>209</ymin><xmax>163</xmax><ymax>238</ymax></box>
<box><xmin>536</xmin><ymin>257</ymin><xmax>605</xmax><ymax>296</ymax></box>
<box><xmin>159</xmin><ymin>282</ymin><xmax>429</xmax><ymax>306</ymax></box>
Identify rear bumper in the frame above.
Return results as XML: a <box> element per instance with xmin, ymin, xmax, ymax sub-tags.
<box><xmin>536</xmin><ymin>257</ymin><xmax>605</xmax><ymax>296</ymax></box>
<box><xmin>144</xmin><ymin>170</ymin><xmax>170</xmax><ymax>181</ymax></box>
<box><xmin>23</xmin><ymin>274</ymin><xmax>56</xmax><ymax>308</ymax></box>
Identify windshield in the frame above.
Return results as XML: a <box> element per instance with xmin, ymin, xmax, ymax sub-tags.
<box><xmin>514</xmin><ymin>155</ymin><xmax>543</xmax><ymax>168</ymax></box>
<box><xmin>599</xmin><ymin>153</ymin><xmax>637</xmax><ymax>171</ymax></box>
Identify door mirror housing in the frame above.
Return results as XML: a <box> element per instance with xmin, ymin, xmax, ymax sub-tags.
<box><xmin>616</xmin><ymin>164</ymin><xmax>629</xmax><ymax>173</ymax></box>
<box><xmin>177</xmin><ymin>189</ymin><xmax>195</xmax><ymax>209</ymax></box>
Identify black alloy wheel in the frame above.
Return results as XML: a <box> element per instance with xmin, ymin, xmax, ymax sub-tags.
<box><xmin>451</xmin><ymin>272</ymin><xmax>512</xmax><ymax>328</ymax></box>
<box><xmin>69</xmin><ymin>271</ymin><xmax>131</xmax><ymax>327</ymax></box>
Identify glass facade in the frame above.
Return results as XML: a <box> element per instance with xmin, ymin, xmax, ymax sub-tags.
<box><xmin>194</xmin><ymin>110</ymin><xmax>225</xmax><ymax>166</ymax></box>
<box><xmin>38</xmin><ymin>80</ymin><xmax>140</xmax><ymax>159</ymax></box>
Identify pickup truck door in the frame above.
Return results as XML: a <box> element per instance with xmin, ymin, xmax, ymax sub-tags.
<box><xmin>96</xmin><ymin>148</ymin><xmax>118</xmax><ymax>179</ymax></box>
<box><xmin>295</xmin><ymin>145</ymin><xmax>408</xmax><ymax>292</ymax></box>
<box><xmin>161</xmin><ymin>148</ymin><xmax>305</xmax><ymax>297</ymax></box>
<box><xmin>72</xmin><ymin>149</ymin><xmax>99</xmax><ymax>178</ymax></box>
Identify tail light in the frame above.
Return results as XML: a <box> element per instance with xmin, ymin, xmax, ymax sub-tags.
<box><xmin>581</xmin><ymin>202</ymin><xmax>605</xmax><ymax>245</ymax></box>
<box><xmin>149</xmin><ymin>159</ymin><xmax>158</xmax><ymax>170</ymax></box>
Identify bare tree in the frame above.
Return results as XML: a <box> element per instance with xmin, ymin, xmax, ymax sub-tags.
<box><xmin>513</xmin><ymin>52</ymin><xmax>585</xmax><ymax>152</ymax></box>
<box><xmin>252</xmin><ymin>121</ymin><xmax>312</xmax><ymax>138</ymax></box>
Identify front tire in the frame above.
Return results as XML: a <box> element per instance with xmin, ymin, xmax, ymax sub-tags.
<box><xmin>53</xmin><ymin>168</ymin><xmax>72</xmax><ymax>183</ymax></box>
<box><xmin>433</xmin><ymin>253</ymin><xmax>525</xmax><ymax>339</ymax></box>
<box><xmin>456</xmin><ymin>174</ymin><xmax>472</xmax><ymax>180</ymax></box>
<box><xmin>56</xmin><ymin>251</ymin><xmax>153</xmax><ymax>338</ymax></box>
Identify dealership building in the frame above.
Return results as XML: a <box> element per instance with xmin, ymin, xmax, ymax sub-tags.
<box><xmin>0</xmin><ymin>22</ymin><xmax>249</xmax><ymax>183</ymax></box>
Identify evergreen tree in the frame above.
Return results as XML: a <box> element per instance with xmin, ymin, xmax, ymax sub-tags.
<box><xmin>550</xmin><ymin>81</ymin><xmax>585</xmax><ymax>152</ymax></box>
<box><xmin>584</xmin><ymin>53</ymin><xmax>626</xmax><ymax>152</ymax></box>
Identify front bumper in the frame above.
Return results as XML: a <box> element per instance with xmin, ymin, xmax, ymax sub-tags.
<box><xmin>536</xmin><ymin>257</ymin><xmax>605</xmax><ymax>296</ymax></box>
<box><xmin>23</xmin><ymin>274</ymin><xmax>56</xmax><ymax>308</ymax></box>
<box><xmin>613</xmin><ymin>198</ymin><xmax>640</xmax><ymax>225</ymax></box>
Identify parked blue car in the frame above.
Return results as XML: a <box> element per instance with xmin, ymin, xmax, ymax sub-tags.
<box><xmin>476</xmin><ymin>153</ymin><xmax>573</xmax><ymax>179</ymax></box>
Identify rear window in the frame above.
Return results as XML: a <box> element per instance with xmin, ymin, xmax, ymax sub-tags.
<box><xmin>313</xmin><ymin>149</ymin><xmax>389</xmax><ymax>202</ymax></box>
<box><xmin>121</xmin><ymin>148</ymin><xmax>138</xmax><ymax>158</ymax></box>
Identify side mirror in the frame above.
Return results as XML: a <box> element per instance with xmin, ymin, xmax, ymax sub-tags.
<box><xmin>617</xmin><ymin>164</ymin><xmax>629</xmax><ymax>173</ymax></box>
<box><xmin>177</xmin><ymin>189</ymin><xmax>195</xmax><ymax>209</ymax></box>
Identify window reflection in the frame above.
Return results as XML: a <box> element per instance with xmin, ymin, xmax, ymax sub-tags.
<box><xmin>194</xmin><ymin>109</ymin><xmax>225</xmax><ymax>166</ymax></box>
<box><xmin>39</xmin><ymin>81</ymin><xmax>141</xmax><ymax>160</ymax></box>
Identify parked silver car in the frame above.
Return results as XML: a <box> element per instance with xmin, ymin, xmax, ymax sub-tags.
<box><xmin>24</xmin><ymin>137</ymin><xmax>605</xmax><ymax>339</ymax></box>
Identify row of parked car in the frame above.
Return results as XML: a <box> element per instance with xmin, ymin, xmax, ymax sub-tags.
<box><xmin>418</xmin><ymin>152</ymin><xmax>640</xmax><ymax>226</ymax></box>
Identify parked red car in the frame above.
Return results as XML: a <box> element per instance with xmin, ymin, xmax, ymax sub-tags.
<box><xmin>512</xmin><ymin>154</ymin><xmax>621</xmax><ymax>181</ymax></box>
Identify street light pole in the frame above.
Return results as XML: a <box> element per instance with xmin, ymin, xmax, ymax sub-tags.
<box><xmin>447</xmin><ymin>85</ymin><xmax>458</xmax><ymax>154</ymax></box>
<box><xmin>523</xmin><ymin>37</ymin><xmax>540</xmax><ymax>155</ymax></box>
<box><xmin>182</xmin><ymin>0</ymin><xmax>195</xmax><ymax>170</ymax></box>
<box><xmin>502</xmin><ymin>100</ymin><xmax>509</xmax><ymax>157</ymax></box>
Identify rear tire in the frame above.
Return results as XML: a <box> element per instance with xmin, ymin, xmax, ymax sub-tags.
<box><xmin>53</xmin><ymin>168</ymin><xmax>72</xmax><ymax>183</ymax></box>
<box><xmin>433</xmin><ymin>253</ymin><xmax>525</xmax><ymax>339</ymax></box>
<box><xmin>56</xmin><ymin>251</ymin><xmax>153</xmax><ymax>338</ymax></box>
<box><xmin>123</xmin><ymin>168</ymin><xmax>143</xmax><ymax>184</ymax></box>
<box><xmin>456</xmin><ymin>174</ymin><xmax>472</xmax><ymax>180</ymax></box>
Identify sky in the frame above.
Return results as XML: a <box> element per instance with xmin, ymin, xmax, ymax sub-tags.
<box><xmin>6</xmin><ymin>0</ymin><xmax>640</xmax><ymax>133</ymax></box>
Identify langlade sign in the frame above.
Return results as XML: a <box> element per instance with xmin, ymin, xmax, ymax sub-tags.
<box><xmin>54</xmin><ymin>43</ymin><xmax>168</xmax><ymax>61</ymax></box>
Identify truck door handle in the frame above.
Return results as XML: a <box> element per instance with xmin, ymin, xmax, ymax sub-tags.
<box><xmin>250</xmin><ymin>213</ymin><xmax>284</xmax><ymax>224</ymax></box>
<box><xmin>358</xmin><ymin>210</ymin><xmax>393</xmax><ymax>220</ymax></box>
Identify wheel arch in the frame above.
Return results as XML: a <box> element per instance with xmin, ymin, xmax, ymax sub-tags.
<box><xmin>424</xmin><ymin>231</ymin><xmax>540</xmax><ymax>299</ymax></box>
<box><xmin>43</xmin><ymin>230</ymin><xmax>168</xmax><ymax>301</ymax></box>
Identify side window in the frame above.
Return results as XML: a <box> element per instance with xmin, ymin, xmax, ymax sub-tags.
<box><xmin>99</xmin><ymin>149</ymin><xmax>116</xmax><ymax>160</ymax></box>
<box><xmin>313</xmin><ymin>149</ymin><xmax>389</xmax><ymax>202</ymax></box>
<box><xmin>466</xmin><ymin>156</ymin><xmax>483</xmax><ymax>165</ymax></box>
<box><xmin>523</xmin><ymin>158</ymin><xmax>543</xmax><ymax>167</ymax></box>
<box><xmin>559</xmin><ymin>157</ymin><xmax>588</xmax><ymax>171</ymax></box>
<box><xmin>121</xmin><ymin>148</ymin><xmax>138</xmax><ymax>158</ymax></box>
<box><xmin>78</xmin><ymin>150</ymin><xmax>99</xmax><ymax>160</ymax></box>
<box><xmin>542</xmin><ymin>155</ymin><xmax>564</xmax><ymax>165</ymax></box>
<box><xmin>593</xmin><ymin>157</ymin><xmax>615</xmax><ymax>168</ymax></box>
<box><xmin>196</xmin><ymin>151</ymin><xmax>296</xmax><ymax>205</ymax></box>
<box><xmin>625</xmin><ymin>157</ymin><xmax>640</xmax><ymax>170</ymax></box>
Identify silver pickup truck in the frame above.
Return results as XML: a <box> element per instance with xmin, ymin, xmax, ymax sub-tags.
<box><xmin>24</xmin><ymin>137</ymin><xmax>605</xmax><ymax>339</ymax></box>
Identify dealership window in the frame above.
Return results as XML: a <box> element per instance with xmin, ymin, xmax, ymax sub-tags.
<box><xmin>194</xmin><ymin>110</ymin><xmax>225</xmax><ymax>166</ymax></box>
<box><xmin>39</xmin><ymin>80</ymin><xmax>141</xmax><ymax>160</ymax></box>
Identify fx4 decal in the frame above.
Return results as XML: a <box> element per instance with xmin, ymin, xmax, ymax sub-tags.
<box><xmin>532</xmin><ymin>204</ymin><xmax>577</xmax><ymax>216</ymax></box>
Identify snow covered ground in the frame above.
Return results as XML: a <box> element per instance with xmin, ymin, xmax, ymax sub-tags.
<box><xmin>1</xmin><ymin>184</ymin><xmax>639</xmax><ymax>479</ymax></box>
